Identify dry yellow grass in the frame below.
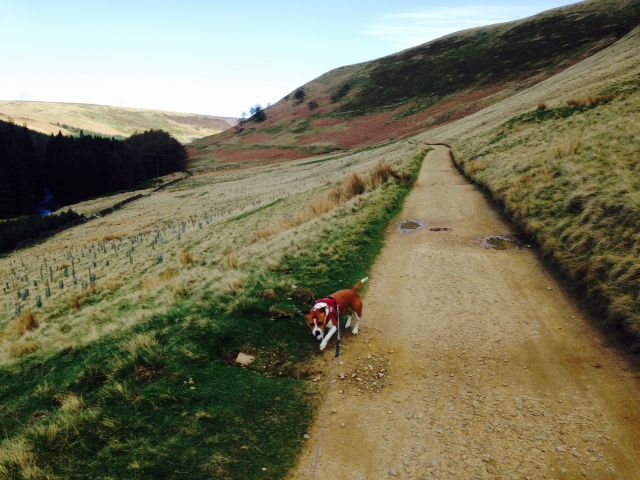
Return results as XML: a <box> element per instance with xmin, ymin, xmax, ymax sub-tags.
<box><xmin>250</xmin><ymin>161</ymin><xmax>403</xmax><ymax>243</ymax></box>
<box><xmin>0</xmin><ymin>439</ymin><xmax>43</xmax><ymax>479</ymax></box>
<box><xmin>0</xmin><ymin>136</ymin><xmax>420</xmax><ymax>364</ymax></box>
<box><xmin>554</xmin><ymin>137</ymin><xmax>581</xmax><ymax>159</ymax></box>
<box><xmin>368</xmin><ymin>162</ymin><xmax>399</xmax><ymax>189</ymax></box>
<box><xmin>179</xmin><ymin>250</ymin><xmax>194</xmax><ymax>266</ymax></box>
<box><xmin>566</xmin><ymin>94</ymin><xmax>614</xmax><ymax>107</ymax></box>
<box><xmin>12</xmin><ymin>312</ymin><xmax>39</xmax><ymax>337</ymax></box>
<box><xmin>341</xmin><ymin>173</ymin><xmax>366</xmax><ymax>199</ymax></box>
<box><xmin>10</xmin><ymin>340</ymin><xmax>39</xmax><ymax>358</ymax></box>
<box><xmin>160</xmin><ymin>267</ymin><xmax>179</xmax><ymax>281</ymax></box>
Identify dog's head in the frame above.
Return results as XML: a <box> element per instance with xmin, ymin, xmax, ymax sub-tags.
<box><xmin>306</xmin><ymin>306</ymin><xmax>327</xmax><ymax>341</ymax></box>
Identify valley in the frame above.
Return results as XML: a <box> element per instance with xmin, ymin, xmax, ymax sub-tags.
<box><xmin>1</xmin><ymin>1</ymin><xmax>639</xmax><ymax>478</ymax></box>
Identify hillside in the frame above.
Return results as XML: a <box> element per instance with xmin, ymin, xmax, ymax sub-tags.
<box><xmin>191</xmin><ymin>0</ymin><xmax>640</xmax><ymax>166</ymax></box>
<box><xmin>0</xmin><ymin>101</ymin><xmax>236</xmax><ymax>144</ymax></box>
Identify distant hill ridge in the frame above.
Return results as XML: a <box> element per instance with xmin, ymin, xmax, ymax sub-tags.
<box><xmin>0</xmin><ymin>100</ymin><xmax>237</xmax><ymax>144</ymax></box>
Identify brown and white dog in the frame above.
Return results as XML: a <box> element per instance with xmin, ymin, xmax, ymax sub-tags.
<box><xmin>306</xmin><ymin>277</ymin><xmax>368</xmax><ymax>351</ymax></box>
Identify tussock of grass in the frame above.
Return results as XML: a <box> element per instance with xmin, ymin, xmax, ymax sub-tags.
<box><xmin>160</xmin><ymin>267</ymin><xmax>179</xmax><ymax>281</ymax></box>
<box><xmin>554</xmin><ymin>137</ymin><xmax>581</xmax><ymax>159</ymax></box>
<box><xmin>0</xmin><ymin>438</ymin><xmax>42</xmax><ymax>479</ymax></box>
<box><xmin>221</xmin><ymin>251</ymin><xmax>240</xmax><ymax>270</ymax></box>
<box><xmin>368</xmin><ymin>162</ymin><xmax>400</xmax><ymax>189</ymax></box>
<box><xmin>12</xmin><ymin>312</ymin><xmax>39</xmax><ymax>337</ymax></box>
<box><xmin>179</xmin><ymin>250</ymin><xmax>194</xmax><ymax>266</ymax></box>
<box><xmin>69</xmin><ymin>288</ymin><xmax>98</xmax><ymax>312</ymax></box>
<box><xmin>566</xmin><ymin>95</ymin><xmax>613</xmax><ymax>107</ymax></box>
<box><xmin>341</xmin><ymin>173</ymin><xmax>366</xmax><ymax>199</ymax></box>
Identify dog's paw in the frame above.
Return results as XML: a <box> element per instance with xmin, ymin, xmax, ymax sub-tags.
<box><xmin>319</xmin><ymin>343</ymin><xmax>326</xmax><ymax>351</ymax></box>
<box><xmin>352</xmin><ymin>328</ymin><xmax>359</xmax><ymax>335</ymax></box>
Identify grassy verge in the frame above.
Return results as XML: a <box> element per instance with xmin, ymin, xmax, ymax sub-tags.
<box><xmin>0</xmin><ymin>150</ymin><xmax>426</xmax><ymax>479</ymax></box>
<box><xmin>453</xmin><ymin>88</ymin><xmax>640</xmax><ymax>350</ymax></box>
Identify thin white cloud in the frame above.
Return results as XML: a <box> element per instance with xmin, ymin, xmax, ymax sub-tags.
<box><xmin>365</xmin><ymin>5</ymin><xmax>537</xmax><ymax>49</ymax></box>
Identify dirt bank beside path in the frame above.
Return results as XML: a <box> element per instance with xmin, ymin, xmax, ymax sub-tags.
<box><xmin>291</xmin><ymin>145</ymin><xmax>640</xmax><ymax>479</ymax></box>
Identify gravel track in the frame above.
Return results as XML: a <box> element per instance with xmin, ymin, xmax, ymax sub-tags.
<box><xmin>292</xmin><ymin>145</ymin><xmax>640</xmax><ymax>480</ymax></box>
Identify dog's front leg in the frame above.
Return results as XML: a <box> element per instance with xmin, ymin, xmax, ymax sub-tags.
<box><xmin>319</xmin><ymin>324</ymin><xmax>337</xmax><ymax>351</ymax></box>
<box><xmin>345</xmin><ymin>315</ymin><xmax>352</xmax><ymax>329</ymax></box>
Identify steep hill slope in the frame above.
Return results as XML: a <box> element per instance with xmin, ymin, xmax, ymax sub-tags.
<box><xmin>191</xmin><ymin>0</ymin><xmax>640</xmax><ymax>166</ymax></box>
<box><xmin>0</xmin><ymin>101</ymin><xmax>236</xmax><ymax>143</ymax></box>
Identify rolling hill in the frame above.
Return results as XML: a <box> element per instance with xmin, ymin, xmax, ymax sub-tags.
<box><xmin>191</xmin><ymin>0</ymin><xmax>640</xmax><ymax>166</ymax></box>
<box><xmin>0</xmin><ymin>100</ymin><xmax>236</xmax><ymax>144</ymax></box>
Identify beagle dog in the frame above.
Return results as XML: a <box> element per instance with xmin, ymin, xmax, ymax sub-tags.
<box><xmin>306</xmin><ymin>277</ymin><xmax>367</xmax><ymax>351</ymax></box>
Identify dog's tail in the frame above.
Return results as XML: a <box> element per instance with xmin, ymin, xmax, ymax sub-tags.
<box><xmin>352</xmin><ymin>276</ymin><xmax>369</xmax><ymax>293</ymax></box>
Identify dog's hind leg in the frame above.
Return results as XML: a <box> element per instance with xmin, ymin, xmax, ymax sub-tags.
<box><xmin>352</xmin><ymin>297</ymin><xmax>363</xmax><ymax>335</ymax></box>
<box><xmin>352</xmin><ymin>312</ymin><xmax>361</xmax><ymax>335</ymax></box>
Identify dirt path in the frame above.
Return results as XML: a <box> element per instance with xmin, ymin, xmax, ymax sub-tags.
<box><xmin>291</xmin><ymin>146</ymin><xmax>640</xmax><ymax>479</ymax></box>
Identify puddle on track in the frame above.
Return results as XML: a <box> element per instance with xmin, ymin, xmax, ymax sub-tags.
<box><xmin>481</xmin><ymin>235</ymin><xmax>520</xmax><ymax>250</ymax></box>
<box><xmin>398</xmin><ymin>220</ymin><xmax>426</xmax><ymax>235</ymax></box>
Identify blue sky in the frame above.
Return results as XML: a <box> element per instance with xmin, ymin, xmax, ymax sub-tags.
<box><xmin>0</xmin><ymin>1</ymin><xmax>576</xmax><ymax>117</ymax></box>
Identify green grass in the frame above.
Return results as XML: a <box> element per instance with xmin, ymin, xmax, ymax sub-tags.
<box><xmin>0</xmin><ymin>309</ymin><xmax>312</xmax><ymax>479</ymax></box>
<box><xmin>0</xmin><ymin>151</ymin><xmax>425</xmax><ymax>479</ymax></box>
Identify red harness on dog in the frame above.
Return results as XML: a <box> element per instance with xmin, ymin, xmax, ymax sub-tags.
<box><xmin>314</xmin><ymin>296</ymin><xmax>342</xmax><ymax>357</ymax></box>
<box><xmin>314</xmin><ymin>297</ymin><xmax>339</xmax><ymax>326</ymax></box>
